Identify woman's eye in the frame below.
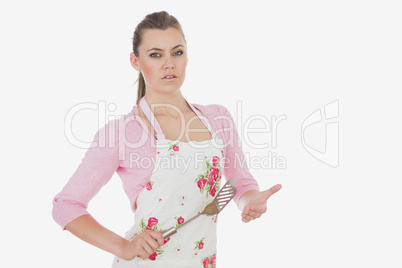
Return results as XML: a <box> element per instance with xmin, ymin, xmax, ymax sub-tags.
<box><xmin>173</xmin><ymin>50</ymin><xmax>183</xmax><ymax>56</ymax></box>
<box><xmin>150</xmin><ymin>53</ymin><xmax>161</xmax><ymax>58</ymax></box>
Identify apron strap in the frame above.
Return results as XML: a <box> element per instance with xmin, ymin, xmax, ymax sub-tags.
<box><xmin>186</xmin><ymin>101</ymin><xmax>217</xmax><ymax>138</ymax></box>
<box><xmin>139</xmin><ymin>96</ymin><xmax>216</xmax><ymax>140</ymax></box>
<box><xmin>139</xmin><ymin>97</ymin><xmax>166</xmax><ymax>140</ymax></box>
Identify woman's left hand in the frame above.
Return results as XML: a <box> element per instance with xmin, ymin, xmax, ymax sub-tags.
<box><xmin>241</xmin><ymin>184</ymin><xmax>282</xmax><ymax>223</ymax></box>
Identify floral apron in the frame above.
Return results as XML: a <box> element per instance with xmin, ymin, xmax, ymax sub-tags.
<box><xmin>112</xmin><ymin>97</ymin><xmax>225</xmax><ymax>268</ymax></box>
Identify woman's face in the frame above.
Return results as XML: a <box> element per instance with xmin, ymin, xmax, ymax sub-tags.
<box><xmin>130</xmin><ymin>27</ymin><xmax>188</xmax><ymax>94</ymax></box>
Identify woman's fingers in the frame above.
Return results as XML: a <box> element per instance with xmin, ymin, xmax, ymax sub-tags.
<box><xmin>136</xmin><ymin>248</ymin><xmax>150</xmax><ymax>260</ymax></box>
<box><xmin>147</xmin><ymin>229</ymin><xmax>165</xmax><ymax>246</ymax></box>
<box><xmin>143</xmin><ymin>230</ymin><xmax>162</xmax><ymax>251</ymax></box>
<box><xmin>244</xmin><ymin>209</ymin><xmax>262</xmax><ymax>218</ymax></box>
<box><xmin>135</xmin><ymin>235</ymin><xmax>155</xmax><ymax>257</ymax></box>
<box><xmin>142</xmin><ymin>241</ymin><xmax>155</xmax><ymax>256</ymax></box>
<box><xmin>132</xmin><ymin>230</ymin><xmax>163</xmax><ymax>259</ymax></box>
<box><xmin>242</xmin><ymin>206</ymin><xmax>266</xmax><ymax>222</ymax></box>
<box><xmin>242</xmin><ymin>215</ymin><xmax>254</xmax><ymax>222</ymax></box>
<box><xmin>261</xmin><ymin>184</ymin><xmax>282</xmax><ymax>201</ymax></box>
<box><xmin>242</xmin><ymin>211</ymin><xmax>260</xmax><ymax>222</ymax></box>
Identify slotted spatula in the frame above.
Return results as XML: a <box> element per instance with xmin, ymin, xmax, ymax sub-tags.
<box><xmin>162</xmin><ymin>178</ymin><xmax>237</xmax><ymax>239</ymax></box>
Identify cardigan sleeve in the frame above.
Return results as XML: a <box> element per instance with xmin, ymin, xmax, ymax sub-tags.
<box><xmin>215</xmin><ymin>104</ymin><xmax>260</xmax><ymax>207</ymax></box>
<box><xmin>52</xmin><ymin>119</ymin><xmax>121</xmax><ymax>230</ymax></box>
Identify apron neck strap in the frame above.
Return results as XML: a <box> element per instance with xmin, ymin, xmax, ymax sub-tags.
<box><xmin>139</xmin><ymin>97</ymin><xmax>166</xmax><ymax>140</ymax></box>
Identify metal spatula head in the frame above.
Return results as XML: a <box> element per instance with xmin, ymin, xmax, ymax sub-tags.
<box><xmin>202</xmin><ymin>178</ymin><xmax>237</xmax><ymax>215</ymax></box>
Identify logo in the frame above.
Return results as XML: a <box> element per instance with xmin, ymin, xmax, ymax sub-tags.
<box><xmin>301</xmin><ymin>100</ymin><xmax>339</xmax><ymax>167</ymax></box>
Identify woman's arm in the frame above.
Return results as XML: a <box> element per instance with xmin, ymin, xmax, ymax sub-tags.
<box><xmin>52</xmin><ymin>120</ymin><xmax>121</xmax><ymax>230</ymax></box>
<box><xmin>53</xmin><ymin>119</ymin><xmax>161</xmax><ymax>259</ymax></box>
<box><xmin>214</xmin><ymin>104</ymin><xmax>282</xmax><ymax>222</ymax></box>
<box><xmin>216</xmin><ymin>105</ymin><xmax>261</xmax><ymax>206</ymax></box>
<box><xmin>65</xmin><ymin>214</ymin><xmax>164</xmax><ymax>261</ymax></box>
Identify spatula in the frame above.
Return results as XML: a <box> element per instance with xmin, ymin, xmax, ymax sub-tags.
<box><xmin>162</xmin><ymin>178</ymin><xmax>237</xmax><ymax>239</ymax></box>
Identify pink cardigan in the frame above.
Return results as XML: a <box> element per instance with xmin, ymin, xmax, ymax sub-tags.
<box><xmin>52</xmin><ymin>102</ymin><xmax>260</xmax><ymax>230</ymax></box>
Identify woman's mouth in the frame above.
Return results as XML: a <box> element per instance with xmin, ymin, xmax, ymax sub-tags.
<box><xmin>162</xmin><ymin>74</ymin><xmax>177</xmax><ymax>81</ymax></box>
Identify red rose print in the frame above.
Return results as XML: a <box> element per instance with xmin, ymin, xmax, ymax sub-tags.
<box><xmin>212</xmin><ymin>156</ymin><xmax>220</xmax><ymax>166</ymax></box>
<box><xmin>146</xmin><ymin>183</ymin><xmax>152</xmax><ymax>190</ymax></box>
<box><xmin>211</xmin><ymin>255</ymin><xmax>216</xmax><ymax>263</ymax></box>
<box><xmin>209</xmin><ymin>185</ymin><xmax>216</xmax><ymax>197</ymax></box>
<box><xmin>197</xmin><ymin>178</ymin><xmax>207</xmax><ymax>189</ymax></box>
<box><xmin>164</xmin><ymin>237</ymin><xmax>170</xmax><ymax>244</ymax></box>
<box><xmin>208</xmin><ymin>167</ymin><xmax>219</xmax><ymax>185</ymax></box>
<box><xmin>173</xmin><ymin>145</ymin><xmax>179</xmax><ymax>151</ymax></box>
<box><xmin>177</xmin><ymin>216</ymin><xmax>185</xmax><ymax>225</ymax></box>
<box><xmin>211</xmin><ymin>255</ymin><xmax>216</xmax><ymax>268</ymax></box>
<box><xmin>148</xmin><ymin>217</ymin><xmax>158</xmax><ymax>227</ymax></box>
<box><xmin>148</xmin><ymin>252</ymin><xmax>157</xmax><ymax>261</ymax></box>
<box><xmin>210</xmin><ymin>167</ymin><xmax>218</xmax><ymax>176</ymax></box>
<box><xmin>203</xmin><ymin>257</ymin><xmax>210</xmax><ymax>268</ymax></box>
<box><xmin>198</xmin><ymin>242</ymin><xmax>204</xmax><ymax>250</ymax></box>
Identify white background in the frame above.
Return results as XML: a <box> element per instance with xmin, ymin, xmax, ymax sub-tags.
<box><xmin>1</xmin><ymin>0</ymin><xmax>401</xmax><ymax>267</ymax></box>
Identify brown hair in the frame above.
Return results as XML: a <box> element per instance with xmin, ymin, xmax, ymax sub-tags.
<box><xmin>132</xmin><ymin>11</ymin><xmax>186</xmax><ymax>104</ymax></box>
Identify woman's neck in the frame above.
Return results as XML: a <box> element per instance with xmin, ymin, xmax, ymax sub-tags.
<box><xmin>143</xmin><ymin>91</ymin><xmax>192</xmax><ymax>116</ymax></box>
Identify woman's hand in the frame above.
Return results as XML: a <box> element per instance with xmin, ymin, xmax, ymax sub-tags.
<box><xmin>241</xmin><ymin>184</ymin><xmax>282</xmax><ymax>223</ymax></box>
<box><xmin>120</xmin><ymin>229</ymin><xmax>164</xmax><ymax>261</ymax></box>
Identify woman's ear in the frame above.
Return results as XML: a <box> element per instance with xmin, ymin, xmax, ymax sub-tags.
<box><xmin>130</xmin><ymin>52</ymin><xmax>141</xmax><ymax>71</ymax></box>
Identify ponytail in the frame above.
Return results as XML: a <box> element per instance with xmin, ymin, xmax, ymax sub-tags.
<box><xmin>136</xmin><ymin>72</ymin><xmax>146</xmax><ymax>105</ymax></box>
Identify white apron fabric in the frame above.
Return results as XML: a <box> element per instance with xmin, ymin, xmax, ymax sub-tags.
<box><xmin>112</xmin><ymin>97</ymin><xmax>225</xmax><ymax>268</ymax></box>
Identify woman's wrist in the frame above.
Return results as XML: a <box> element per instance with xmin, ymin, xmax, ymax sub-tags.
<box><xmin>66</xmin><ymin>214</ymin><xmax>131</xmax><ymax>260</ymax></box>
<box><xmin>238</xmin><ymin>190</ymin><xmax>260</xmax><ymax>211</ymax></box>
<box><xmin>116</xmin><ymin>237</ymin><xmax>131</xmax><ymax>260</ymax></box>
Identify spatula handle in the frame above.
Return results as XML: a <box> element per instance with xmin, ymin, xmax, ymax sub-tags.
<box><xmin>161</xmin><ymin>213</ymin><xmax>201</xmax><ymax>239</ymax></box>
<box><xmin>162</xmin><ymin>227</ymin><xmax>177</xmax><ymax>239</ymax></box>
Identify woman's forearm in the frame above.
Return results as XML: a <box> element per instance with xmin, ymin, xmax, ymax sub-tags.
<box><xmin>65</xmin><ymin>214</ymin><xmax>127</xmax><ymax>259</ymax></box>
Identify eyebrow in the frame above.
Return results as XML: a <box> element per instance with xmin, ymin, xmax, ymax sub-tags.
<box><xmin>146</xmin><ymin>44</ymin><xmax>184</xmax><ymax>52</ymax></box>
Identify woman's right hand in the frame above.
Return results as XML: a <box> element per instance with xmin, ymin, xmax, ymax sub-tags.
<box><xmin>120</xmin><ymin>229</ymin><xmax>165</xmax><ymax>261</ymax></box>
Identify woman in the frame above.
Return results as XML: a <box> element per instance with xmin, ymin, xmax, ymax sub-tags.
<box><xmin>52</xmin><ymin>11</ymin><xmax>282</xmax><ymax>267</ymax></box>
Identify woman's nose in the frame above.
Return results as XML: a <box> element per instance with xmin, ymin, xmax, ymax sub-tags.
<box><xmin>163</xmin><ymin>55</ymin><xmax>175</xmax><ymax>69</ymax></box>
